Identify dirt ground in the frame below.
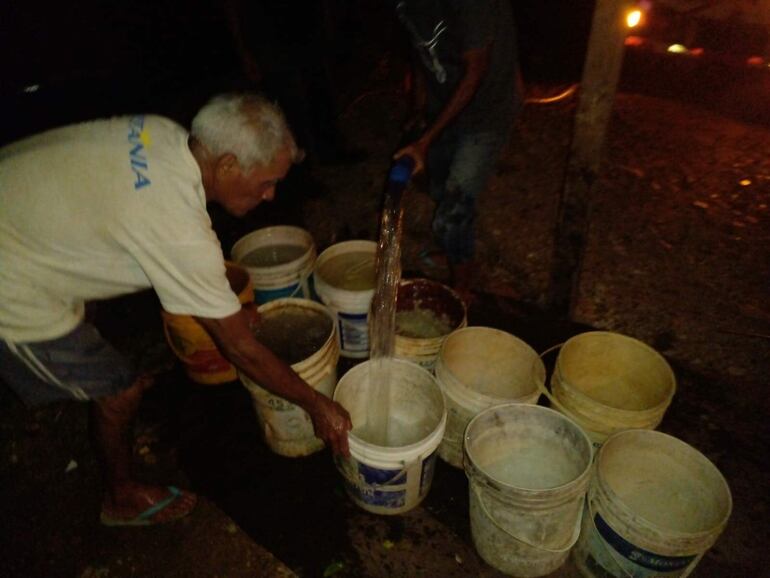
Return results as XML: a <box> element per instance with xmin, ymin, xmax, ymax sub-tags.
<box><xmin>2</xmin><ymin>35</ymin><xmax>770</xmax><ymax>578</ymax></box>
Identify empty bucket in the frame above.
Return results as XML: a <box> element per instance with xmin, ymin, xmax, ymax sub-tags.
<box><xmin>393</xmin><ymin>278</ymin><xmax>467</xmax><ymax>370</ymax></box>
<box><xmin>239</xmin><ymin>298</ymin><xmax>339</xmax><ymax>457</ymax></box>
<box><xmin>231</xmin><ymin>226</ymin><xmax>316</xmax><ymax>304</ymax></box>
<box><xmin>541</xmin><ymin>331</ymin><xmax>677</xmax><ymax>445</ymax></box>
<box><xmin>573</xmin><ymin>429</ymin><xmax>732</xmax><ymax>577</ymax></box>
<box><xmin>465</xmin><ymin>403</ymin><xmax>593</xmax><ymax>577</ymax></box>
<box><xmin>435</xmin><ymin>327</ymin><xmax>545</xmax><ymax>468</ymax></box>
<box><xmin>161</xmin><ymin>262</ymin><xmax>253</xmax><ymax>384</ymax></box>
<box><xmin>333</xmin><ymin>359</ymin><xmax>446</xmax><ymax>515</ymax></box>
<box><xmin>313</xmin><ymin>240</ymin><xmax>377</xmax><ymax>358</ymax></box>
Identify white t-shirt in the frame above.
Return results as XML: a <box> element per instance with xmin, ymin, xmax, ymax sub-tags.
<box><xmin>0</xmin><ymin>115</ymin><xmax>241</xmax><ymax>343</ymax></box>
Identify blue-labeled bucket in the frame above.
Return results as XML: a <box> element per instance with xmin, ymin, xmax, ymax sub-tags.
<box><xmin>333</xmin><ymin>359</ymin><xmax>446</xmax><ymax>515</ymax></box>
<box><xmin>313</xmin><ymin>240</ymin><xmax>376</xmax><ymax>358</ymax></box>
<box><xmin>231</xmin><ymin>226</ymin><xmax>316</xmax><ymax>305</ymax></box>
<box><xmin>573</xmin><ymin>429</ymin><xmax>732</xmax><ymax>578</ymax></box>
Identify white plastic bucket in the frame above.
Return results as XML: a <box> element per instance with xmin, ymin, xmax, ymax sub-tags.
<box><xmin>540</xmin><ymin>331</ymin><xmax>677</xmax><ymax>445</ymax></box>
<box><xmin>434</xmin><ymin>327</ymin><xmax>545</xmax><ymax>468</ymax></box>
<box><xmin>239</xmin><ymin>298</ymin><xmax>339</xmax><ymax>457</ymax></box>
<box><xmin>393</xmin><ymin>278</ymin><xmax>467</xmax><ymax>370</ymax></box>
<box><xmin>313</xmin><ymin>240</ymin><xmax>377</xmax><ymax>359</ymax></box>
<box><xmin>464</xmin><ymin>403</ymin><xmax>594</xmax><ymax>577</ymax></box>
<box><xmin>231</xmin><ymin>226</ymin><xmax>316</xmax><ymax>304</ymax></box>
<box><xmin>573</xmin><ymin>429</ymin><xmax>732</xmax><ymax>578</ymax></box>
<box><xmin>333</xmin><ymin>359</ymin><xmax>447</xmax><ymax>515</ymax></box>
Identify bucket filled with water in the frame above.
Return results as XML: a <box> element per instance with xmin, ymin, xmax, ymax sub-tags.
<box><xmin>542</xmin><ymin>331</ymin><xmax>676</xmax><ymax>445</ymax></box>
<box><xmin>162</xmin><ymin>262</ymin><xmax>253</xmax><ymax>384</ymax></box>
<box><xmin>573</xmin><ymin>429</ymin><xmax>732</xmax><ymax>577</ymax></box>
<box><xmin>435</xmin><ymin>327</ymin><xmax>545</xmax><ymax>468</ymax></box>
<box><xmin>333</xmin><ymin>358</ymin><xmax>446</xmax><ymax>515</ymax></box>
<box><xmin>231</xmin><ymin>226</ymin><xmax>316</xmax><ymax>304</ymax></box>
<box><xmin>313</xmin><ymin>240</ymin><xmax>377</xmax><ymax>359</ymax></box>
<box><xmin>393</xmin><ymin>278</ymin><xmax>467</xmax><ymax>370</ymax></box>
<box><xmin>464</xmin><ymin>404</ymin><xmax>594</xmax><ymax>577</ymax></box>
<box><xmin>239</xmin><ymin>298</ymin><xmax>339</xmax><ymax>457</ymax></box>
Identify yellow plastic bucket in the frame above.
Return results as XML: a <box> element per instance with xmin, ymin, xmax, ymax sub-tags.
<box><xmin>393</xmin><ymin>278</ymin><xmax>467</xmax><ymax>371</ymax></box>
<box><xmin>539</xmin><ymin>331</ymin><xmax>676</xmax><ymax>445</ymax></box>
<box><xmin>161</xmin><ymin>263</ymin><xmax>254</xmax><ymax>384</ymax></box>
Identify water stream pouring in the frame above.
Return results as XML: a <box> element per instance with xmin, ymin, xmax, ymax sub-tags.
<box><xmin>365</xmin><ymin>156</ymin><xmax>415</xmax><ymax>446</ymax></box>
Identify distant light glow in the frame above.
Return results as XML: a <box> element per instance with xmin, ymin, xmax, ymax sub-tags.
<box><xmin>626</xmin><ymin>9</ymin><xmax>643</xmax><ymax>28</ymax></box>
<box><xmin>667</xmin><ymin>44</ymin><xmax>688</xmax><ymax>54</ymax></box>
<box><xmin>740</xmin><ymin>179</ymin><xmax>752</xmax><ymax>186</ymax></box>
<box><xmin>746</xmin><ymin>56</ymin><xmax>764</xmax><ymax>67</ymax></box>
<box><xmin>23</xmin><ymin>84</ymin><xmax>40</xmax><ymax>93</ymax></box>
<box><xmin>624</xmin><ymin>35</ymin><xmax>645</xmax><ymax>47</ymax></box>
<box><xmin>689</xmin><ymin>47</ymin><xmax>704</xmax><ymax>57</ymax></box>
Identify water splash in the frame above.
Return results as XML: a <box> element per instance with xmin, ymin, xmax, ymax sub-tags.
<box><xmin>366</xmin><ymin>157</ymin><xmax>414</xmax><ymax>446</ymax></box>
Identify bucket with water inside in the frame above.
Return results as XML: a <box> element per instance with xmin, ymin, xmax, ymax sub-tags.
<box><xmin>434</xmin><ymin>327</ymin><xmax>544</xmax><ymax>468</ymax></box>
<box><xmin>161</xmin><ymin>262</ymin><xmax>253</xmax><ymax>384</ymax></box>
<box><xmin>231</xmin><ymin>226</ymin><xmax>316</xmax><ymax>304</ymax></box>
<box><xmin>313</xmin><ymin>240</ymin><xmax>377</xmax><ymax>359</ymax></box>
<box><xmin>239</xmin><ymin>298</ymin><xmax>339</xmax><ymax>457</ymax></box>
<box><xmin>333</xmin><ymin>359</ymin><xmax>446</xmax><ymax>515</ymax></box>
<box><xmin>573</xmin><ymin>429</ymin><xmax>732</xmax><ymax>577</ymax></box>
<box><xmin>464</xmin><ymin>403</ymin><xmax>594</xmax><ymax>577</ymax></box>
<box><xmin>540</xmin><ymin>331</ymin><xmax>676</xmax><ymax>445</ymax></box>
<box><xmin>393</xmin><ymin>278</ymin><xmax>467</xmax><ymax>371</ymax></box>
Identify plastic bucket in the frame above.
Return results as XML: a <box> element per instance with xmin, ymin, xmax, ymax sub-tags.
<box><xmin>434</xmin><ymin>327</ymin><xmax>545</xmax><ymax>468</ymax></box>
<box><xmin>333</xmin><ymin>359</ymin><xmax>447</xmax><ymax>515</ymax></box>
<box><xmin>540</xmin><ymin>331</ymin><xmax>677</xmax><ymax>445</ymax></box>
<box><xmin>239</xmin><ymin>298</ymin><xmax>339</xmax><ymax>457</ymax></box>
<box><xmin>573</xmin><ymin>429</ymin><xmax>732</xmax><ymax>577</ymax></box>
<box><xmin>464</xmin><ymin>404</ymin><xmax>593</xmax><ymax>577</ymax></box>
<box><xmin>393</xmin><ymin>278</ymin><xmax>467</xmax><ymax>371</ymax></box>
<box><xmin>231</xmin><ymin>226</ymin><xmax>316</xmax><ymax>304</ymax></box>
<box><xmin>313</xmin><ymin>240</ymin><xmax>377</xmax><ymax>359</ymax></box>
<box><xmin>161</xmin><ymin>263</ymin><xmax>253</xmax><ymax>384</ymax></box>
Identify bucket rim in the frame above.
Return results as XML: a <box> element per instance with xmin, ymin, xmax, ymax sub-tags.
<box><xmin>251</xmin><ymin>297</ymin><xmax>337</xmax><ymax>371</ymax></box>
<box><xmin>437</xmin><ymin>326</ymin><xmax>546</xmax><ymax>404</ymax></box>
<box><xmin>334</xmin><ymin>358</ymin><xmax>448</xmax><ymax>456</ymax></box>
<box><xmin>395</xmin><ymin>277</ymin><xmax>468</xmax><ymax>336</ymax></box>
<box><xmin>595</xmin><ymin>429</ymin><xmax>734</xmax><ymax>540</ymax></box>
<box><xmin>553</xmin><ymin>331</ymin><xmax>677</xmax><ymax>414</ymax></box>
<box><xmin>464</xmin><ymin>403</ymin><xmax>594</xmax><ymax>497</ymax></box>
<box><xmin>313</xmin><ymin>239</ymin><xmax>378</xmax><ymax>301</ymax></box>
<box><xmin>231</xmin><ymin>225</ymin><xmax>315</xmax><ymax>277</ymax></box>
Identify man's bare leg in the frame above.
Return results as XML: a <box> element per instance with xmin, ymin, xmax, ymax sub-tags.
<box><xmin>91</xmin><ymin>375</ymin><xmax>196</xmax><ymax>523</ymax></box>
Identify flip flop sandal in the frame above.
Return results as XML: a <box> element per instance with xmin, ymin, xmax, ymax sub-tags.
<box><xmin>100</xmin><ymin>485</ymin><xmax>194</xmax><ymax>527</ymax></box>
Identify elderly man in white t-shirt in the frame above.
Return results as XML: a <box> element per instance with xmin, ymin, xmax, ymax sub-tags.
<box><xmin>0</xmin><ymin>93</ymin><xmax>352</xmax><ymax>526</ymax></box>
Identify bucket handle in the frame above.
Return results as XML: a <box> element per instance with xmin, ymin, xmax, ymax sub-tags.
<box><xmin>472</xmin><ymin>483</ymin><xmax>583</xmax><ymax>554</ymax></box>
<box><xmin>585</xmin><ymin>498</ymin><xmax>703</xmax><ymax>578</ymax></box>
<box><xmin>537</xmin><ymin>344</ymin><xmax>612</xmax><ymax>433</ymax></box>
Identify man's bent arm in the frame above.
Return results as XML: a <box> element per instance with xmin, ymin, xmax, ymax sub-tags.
<box><xmin>395</xmin><ymin>46</ymin><xmax>490</xmax><ymax>172</ymax></box>
<box><xmin>195</xmin><ymin>309</ymin><xmax>351</xmax><ymax>455</ymax></box>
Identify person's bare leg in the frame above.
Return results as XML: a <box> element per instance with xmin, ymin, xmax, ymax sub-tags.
<box><xmin>92</xmin><ymin>375</ymin><xmax>196</xmax><ymax>523</ymax></box>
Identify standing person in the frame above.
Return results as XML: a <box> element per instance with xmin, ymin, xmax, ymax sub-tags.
<box><xmin>0</xmin><ymin>93</ymin><xmax>352</xmax><ymax>527</ymax></box>
<box><xmin>393</xmin><ymin>0</ymin><xmax>523</xmax><ymax>301</ymax></box>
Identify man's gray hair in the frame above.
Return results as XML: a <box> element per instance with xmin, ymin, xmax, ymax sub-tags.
<box><xmin>191</xmin><ymin>93</ymin><xmax>300</xmax><ymax>168</ymax></box>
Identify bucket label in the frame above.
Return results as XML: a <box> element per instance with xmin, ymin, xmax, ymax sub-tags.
<box><xmin>339</xmin><ymin>460</ymin><xmax>407</xmax><ymax>509</ymax></box>
<box><xmin>420</xmin><ymin>451</ymin><xmax>437</xmax><ymax>496</ymax></box>
<box><xmin>337</xmin><ymin>311</ymin><xmax>369</xmax><ymax>352</ymax></box>
<box><xmin>594</xmin><ymin>513</ymin><xmax>697</xmax><ymax>574</ymax></box>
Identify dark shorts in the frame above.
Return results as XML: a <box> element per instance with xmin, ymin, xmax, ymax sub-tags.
<box><xmin>0</xmin><ymin>323</ymin><xmax>137</xmax><ymax>406</ymax></box>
